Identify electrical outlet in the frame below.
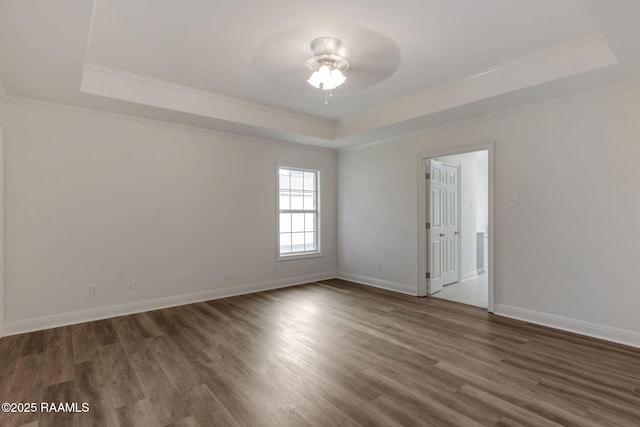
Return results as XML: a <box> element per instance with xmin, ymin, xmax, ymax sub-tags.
<box><xmin>89</xmin><ymin>284</ymin><xmax>98</xmax><ymax>296</ymax></box>
<box><xmin>377</xmin><ymin>262</ymin><xmax>383</xmax><ymax>271</ymax></box>
<box><xmin>130</xmin><ymin>279</ymin><xmax>139</xmax><ymax>290</ymax></box>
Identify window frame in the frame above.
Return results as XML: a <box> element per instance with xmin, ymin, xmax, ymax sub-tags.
<box><xmin>276</xmin><ymin>164</ymin><xmax>322</xmax><ymax>261</ymax></box>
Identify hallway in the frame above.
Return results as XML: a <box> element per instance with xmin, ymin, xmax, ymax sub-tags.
<box><xmin>432</xmin><ymin>273</ymin><xmax>488</xmax><ymax>308</ymax></box>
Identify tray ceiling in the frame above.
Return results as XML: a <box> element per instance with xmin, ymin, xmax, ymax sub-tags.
<box><xmin>1</xmin><ymin>0</ymin><xmax>638</xmax><ymax>148</ymax></box>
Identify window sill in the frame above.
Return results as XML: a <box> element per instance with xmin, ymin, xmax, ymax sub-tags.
<box><xmin>277</xmin><ymin>252</ymin><xmax>323</xmax><ymax>262</ymax></box>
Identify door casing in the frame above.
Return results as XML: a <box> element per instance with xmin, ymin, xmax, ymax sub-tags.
<box><xmin>417</xmin><ymin>142</ymin><xmax>495</xmax><ymax>313</ymax></box>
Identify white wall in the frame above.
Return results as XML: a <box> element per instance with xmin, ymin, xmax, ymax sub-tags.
<box><xmin>0</xmin><ymin>113</ymin><xmax>4</xmax><ymax>338</ymax></box>
<box><xmin>338</xmin><ymin>83</ymin><xmax>640</xmax><ymax>345</ymax></box>
<box><xmin>2</xmin><ymin>99</ymin><xmax>336</xmax><ymax>332</ymax></box>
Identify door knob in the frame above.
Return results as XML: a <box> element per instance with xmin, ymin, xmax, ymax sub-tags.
<box><xmin>455</xmin><ymin>231</ymin><xmax>460</xmax><ymax>235</ymax></box>
<box><xmin>439</xmin><ymin>233</ymin><xmax>445</xmax><ymax>237</ymax></box>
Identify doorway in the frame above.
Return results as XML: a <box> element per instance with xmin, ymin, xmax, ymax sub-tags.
<box><xmin>418</xmin><ymin>145</ymin><xmax>494</xmax><ymax>312</ymax></box>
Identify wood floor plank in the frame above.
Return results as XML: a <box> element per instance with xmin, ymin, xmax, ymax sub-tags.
<box><xmin>0</xmin><ymin>354</ymin><xmax>46</xmax><ymax>427</ymax></box>
<box><xmin>92</xmin><ymin>320</ymin><xmax>119</xmax><ymax>347</ymax></box>
<box><xmin>188</xmin><ymin>358</ymin><xmax>263</xmax><ymax>426</ymax></box>
<box><xmin>364</xmin><ymin>362</ymin><xmax>499</xmax><ymax>425</ymax></box>
<box><xmin>97</xmin><ymin>343</ymin><xmax>145</xmax><ymax>409</ymax></box>
<box><xmin>145</xmin><ymin>310</ymin><xmax>213</xmax><ymax>365</ymax></box>
<box><xmin>0</xmin><ymin>334</ymin><xmax>26</xmax><ymax>376</ymax></box>
<box><xmin>167</xmin><ymin>416</ymin><xmax>201</xmax><ymax>427</ymax></box>
<box><xmin>8</xmin><ymin>354</ymin><xmax>48</xmax><ymax>402</ymax></box>
<box><xmin>510</xmin><ymin>357</ymin><xmax>640</xmax><ymax>407</ymax></box>
<box><xmin>144</xmin><ymin>335</ymin><xmax>203</xmax><ymax>393</ymax></box>
<box><xmin>185</xmin><ymin>384</ymin><xmax>239</xmax><ymax>427</ymax></box>
<box><xmin>121</xmin><ymin>333</ymin><xmax>192</xmax><ymax>426</ymax></box>
<box><xmin>536</xmin><ymin>379</ymin><xmax>640</xmax><ymax>423</ymax></box>
<box><xmin>71</xmin><ymin>322</ymin><xmax>100</xmax><ymax>364</ymax></box>
<box><xmin>38</xmin><ymin>380</ymin><xmax>78</xmax><ymax>427</ymax></box>
<box><xmin>584</xmin><ymin>407</ymin><xmax>640</xmax><ymax>427</ymax></box>
<box><xmin>434</xmin><ymin>361</ymin><xmax>600</xmax><ymax>427</ymax></box>
<box><xmin>42</xmin><ymin>327</ymin><xmax>74</xmax><ymax>387</ymax></box>
<box><xmin>73</xmin><ymin>361</ymin><xmax>119</xmax><ymax>427</ymax></box>
<box><xmin>145</xmin><ymin>387</ymin><xmax>192</xmax><ymax>426</ymax></box>
<box><xmin>115</xmin><ymin>398</ymin><xmax>164</xmax><ymax>427</ymax></box>
<box><xmin>500</xmin><ymin>338</ymin><xmax>640</xmax><ymax>389</ymax></box>
<box><xmin>456</xmin><ymin>384</ymin><xmax>563</xmax><ymax>427</ymax></box>
<box><xmin>371</xmin><ymin>393</ymin><xmax>440</xmax><ymax>427</ymax></box>
<box><xmin>128</xmin><ymin>313</ymin><xmax>163</xmax><ymax>339</ymax></box>
<box><xmin>2</xmin><ymin>280</ymin><xmax>640</xmax><ymax>426</ymax></box>
<box><xmin>19</xmin><ymin>330</ymin><xmax>48</xmax><ymax>357</ymax></box>
<box><xmin>125</xmin><ymin>345</ymin><xmax>174</xmax><ymax>394</ymax></box>
<box><xmin>111</xmin><ymin>317</ymin><xmax>145</xmax><ymax>355</ymax></box>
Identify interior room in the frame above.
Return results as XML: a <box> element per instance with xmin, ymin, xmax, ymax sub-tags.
<box><xmin>1</xmin><ymin>1</ymin><xmax>640</xmax><ymax>426</ymax></box>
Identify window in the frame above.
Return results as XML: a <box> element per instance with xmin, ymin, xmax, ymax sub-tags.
<box><xmin>278</xmin><ymin>166</ymin><xmax>320</xmax><ymax>259</ymax></box>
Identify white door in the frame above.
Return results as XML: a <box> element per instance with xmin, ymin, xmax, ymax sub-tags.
<box><xmin>427</xmin><ymin>160</ymin><xmax>460</xmax><ymax>294</ymax></box>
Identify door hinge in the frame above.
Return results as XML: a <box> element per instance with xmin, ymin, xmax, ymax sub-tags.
<box><xmin>426</xmin><ymin>222</ymin><xmax>430</xmax><ymax>229</ymax></box>
<box><xmin>426</xmin><ymin>272</ymin><xmax>430</xmax><ymax>279</ymax></box>
<box><xmin>425</xmin><ymin>172</ymin><xmax>430</xmax><ymax>180</ymax></box>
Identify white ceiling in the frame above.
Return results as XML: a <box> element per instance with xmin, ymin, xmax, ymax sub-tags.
<box><xmin>1</xmin><ymin>0</ymin><xmax>639</xmax><ymax>148</ymax></box>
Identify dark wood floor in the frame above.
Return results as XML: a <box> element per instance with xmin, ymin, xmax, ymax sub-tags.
<box><xmin>1</xmin><ymin>279</ymin><xmax>640</xmax><ymax>426</ymax></box>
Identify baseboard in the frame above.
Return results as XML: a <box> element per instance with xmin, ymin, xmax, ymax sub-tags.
<box><xmin>2</xmin><ymin>271</ymin><xmax>336</xmax><ymax>336</ymax></box>
<box><xmin>336</xmin><ymin>271</ymin><xmax>417</xmax><ymax>296</ymax></box>
<box><xmin>494</xmin><ymin>303</ymin><xmax>640</xmax><ymax>349</ymax></box>
<box><xmin>462</xmin><ymin>271</ymin><xmax>479</xmax><ymax>281</ymax></box>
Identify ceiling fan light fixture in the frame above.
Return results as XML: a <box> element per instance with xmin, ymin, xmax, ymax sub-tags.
<box><xmin>305</xmin><ymin>37</ymin><xmax>349</xmax><ymax>102</ymax></box>
<box><xmin>318</xmin><ymin>64</ymin><xmax>331</xmax><ymax>81</ymax></box>
<box><xmin>330</xmin><ymin>68</ymin><xmax>346</xmax><ymax>87</ymax></box>
<box><xmin>307</xmin><ymin>71</ymin><xmax>322</xmax><ymax>88</ymax></box>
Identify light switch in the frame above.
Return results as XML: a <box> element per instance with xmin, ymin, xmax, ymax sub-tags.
<box><xmin>510</xmin><ymin>195</ymin><xmax>520</xmax><ymax>208</ymax></box>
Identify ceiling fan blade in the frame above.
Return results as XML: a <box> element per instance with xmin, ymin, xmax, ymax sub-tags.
<box><xmin>252</xmin><ymin>25</ymin><xmax>401</xmax><ymax>92</ymax></box>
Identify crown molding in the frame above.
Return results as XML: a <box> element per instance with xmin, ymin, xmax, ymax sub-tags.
<box><xmin>2</xmin><ymin>94</ymin><xmax>337</xmax><ymax>152</ymax></box>
<box><xmin>338</xmin><ymin>79</ymin><xmax>640</xmax><ymax>152</ymax></box>
<box><xmin>336</xmin><ymin>33</ymin><xmax>617</xmax><ymax>139</ymax></box>
<box><xmin>81</xmin><ymin>63</ymin><xmax>336</xmax><ymax>140</ymax></box>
